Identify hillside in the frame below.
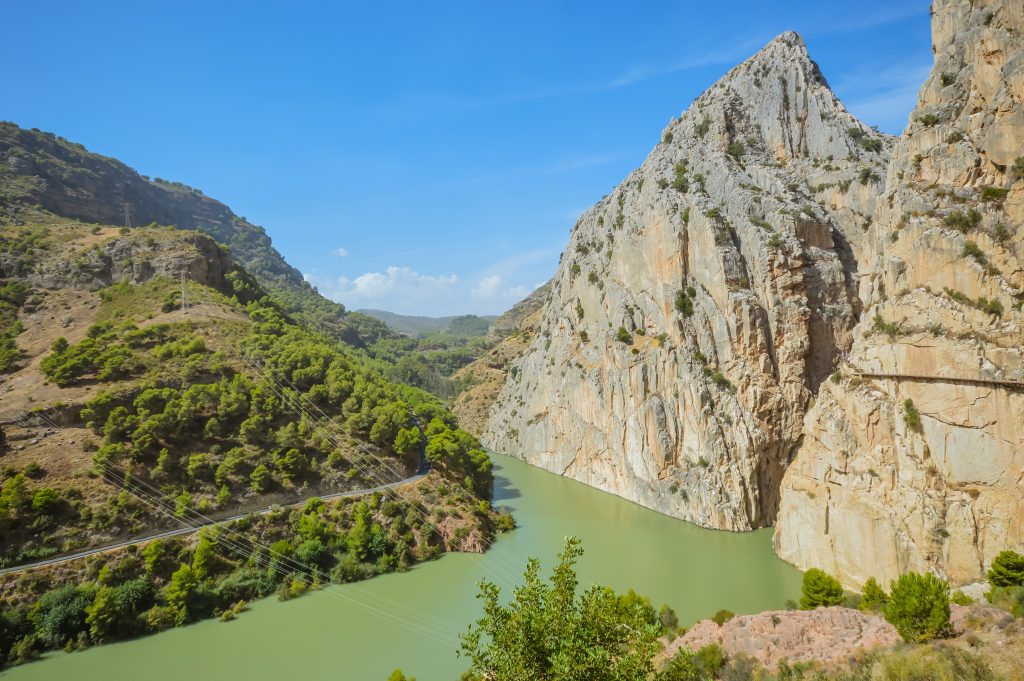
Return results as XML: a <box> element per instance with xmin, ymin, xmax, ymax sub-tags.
<box><xmin>0</xmin><ymin>204</ymin><xmax>508</xmax><ymax>663</ymax></box>
<box><xmin>358</xmin><ymin>309</ymin><xmax>495</xmax><ymax>337</ymax></box>
<box><xmin>479</xmin><ymin>31</ymin><xmax>891</xmax><ymax>532</ymax></box>
<box><xmin>0</xmin><ymin>122</ymin><xmax>391</xmax><ymax>348</ymax></box>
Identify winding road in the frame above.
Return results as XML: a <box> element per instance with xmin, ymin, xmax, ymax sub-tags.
<box><xmin>0</xmin><ymin>472</ymin><xmax>427</xmax><ymax>576</ymax></box>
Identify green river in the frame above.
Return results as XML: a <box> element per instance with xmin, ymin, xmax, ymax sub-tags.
<box><xmin>4</xmin><ymin>454</ymin><xmax>802</xmax><ymax>680</ymax></box>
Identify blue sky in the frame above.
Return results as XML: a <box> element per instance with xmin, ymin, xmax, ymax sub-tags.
<box><xmin>4</xmin><ymin>1</ymin><xmax>932</xmax><ymax>316</ymax></box>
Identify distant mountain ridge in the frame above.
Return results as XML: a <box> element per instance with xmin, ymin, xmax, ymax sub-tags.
<box><xmin>0</xmin><ymin>122</ymin><xmax>390</xmax><ymax>348</ymax></box>
<box><xmin>358</xmin><ymin>309</ymin><xmax>497</xmax><ymax>336</ymax></box>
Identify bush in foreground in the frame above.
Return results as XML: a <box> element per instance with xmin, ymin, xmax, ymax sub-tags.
<box><xmin>459</xmin><ymin>537</ymin><xmax>660</xmax><ymax>680</ymax></box>
<box><xmin>885</xmin><ymin>572</ymin><xmax>950</xmax><ymax>642</ymax></box>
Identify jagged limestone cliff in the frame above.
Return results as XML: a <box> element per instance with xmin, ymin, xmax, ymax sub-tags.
<box><xmin>775</xmin><ymin>0</ymin><xmax>1024</xmax><ymax>587</ymax></box>
<box><xmin>482</xmin><ymin>33</ymin><xmax>891</xmax><ymax>530</ymax></box>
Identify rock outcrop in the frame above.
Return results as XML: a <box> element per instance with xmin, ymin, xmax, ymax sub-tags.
<box><xmin>481</xmin><ymin>33</ymin><xmax>891</xmax><ymax>530</ymax></box>
<box><xmin>662</xmin><ymin>607</ymin><xmax>900</xmax><ymax>670</ymax></box>
<box><xmin>775</xmin><ymin>0</ymin><xmax>1024</xmax><ymax>587</ymax></box>
<box><xmin>30</xmin><ymin>230</ymin><xmax>231</xmax><ymax>292</ymax></box>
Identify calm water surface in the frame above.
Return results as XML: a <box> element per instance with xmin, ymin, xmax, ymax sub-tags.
<box><xmin>5</xmin><ymin>454</ymin><xmax>801</xmax><ymax>680</ymax></box>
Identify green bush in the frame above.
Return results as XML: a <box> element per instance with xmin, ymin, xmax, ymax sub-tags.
<box><xmin>980</xmin><ymin>186</ymin><xmax>1009</xmax><ymax>203</ymax></box>
<box><xmin>799</xmin><ymin>568</ymin><xmax>844</xmax><ymax>610</ymax></box>
<box><xmin>943</xmin><ymin>209</ymin><xmax>982</xmax><ymax>232</ymax></box>
<box><xmin>726</xmin><ymin>141</ymin><xmax>745</xmax><ymax>159</ymax></box>
<box><xmin>859</xmin><ymin>577</ymin><xmax>888</xmax><ymax>613</ymax></box>
<box><xmin>903</xmin><ymin>399</ymin><xmax>922</xmax><ymax>432</ymax></box>
<box><xmin>987</xmin><ymin>550</ymin><xmax>1024</xmax><ymax>587</ymax></box>
<box><xmin>917</xmin><ymin>113</ymin><xmax>940</xmax><ymax>126</ymax></box>
<box><xmin>615</xmin><ymin>327</ymin><xmax>633</xmax><ymax>344</ymax></box>
<box><xmin>884</xmin><ymin>572</ymin><xmax>950</xmax><ymax>642</ymax></box>
<box><xmin>675</xmin><ymin>289</ymin><xmax>694</xmax><ymax>316</ymax></box>
<box><xmin>710</xmin><ymin>609</ymin><xmax>735</xmax><ymax>625</ymax></box>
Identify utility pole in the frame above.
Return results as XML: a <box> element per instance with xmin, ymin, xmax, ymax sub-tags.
<box><xmin>180</xmin><ymin>270</ymin><xmax>188</xmax><ymax>315</ymax></box>
<box><xmin>122</xmin><ymin>201</ymin><xmax>133</xmax><ymax>230</ymax></box>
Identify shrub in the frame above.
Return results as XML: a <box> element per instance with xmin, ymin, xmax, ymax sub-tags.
<box><xmin>710</xmin><ymin>610</ymin><xmax>735</xmax><ymax>626</ymax></box>
<box><xmin>672</xmin><ymin>162</ymin><xmax>688</xmax><ymax>192</ymax></box>
<box><xmin>946</xmin><ymin>131</ymin><xmax>964</xmax><ymax>144</ymax></box>
<box><xmin>800</xmin><ymin>568</ymin><xmax>844</xmax><ymax>609</ymax></box>
<box><xmin>885</xmin><ymin>572</ymin><xmax>951</xmax><ymax>642</ymax></box>
<box><xmin>963</xmin><ymin>240</ymin><xmax>987</xmax><ymax>264</ymax></box>
<box><xmin>858</xmin><ymin>167</ymin><xmax>879</xmax><ymax>185</ymax></box>
<box><xmin>944</xmin><ymin>209</ymin><xmax>982</xmax><ymax>232</ymax></box>
<box><xmin>662</xmin><ymin>131</ymin><xmax>673</xmax><ymax>145</ymax></box>
<box><xmin>872</xmin><ymin>314</ymin><xmax>899</xmax><ymax>338</ymax></box>
<box><xmin>951</xmin><ymin>591</ymin><xmax>974</xmax><ymax>606</ymax></box>
<box><xmin>986</xmin><ymin>586</ymin><xmax>1024</xmax><ymax>617</ymax></box>
<box><xmin>1013</xmin><ymin>156</ymin><xmax>1024</xmax><ymax>179</ymax></box>
<box><xmin>859</xmin><ymin>577</ymin><xmax>888</xmax><ymax>613</ymax></box>
<box><xmin>675</xmin><ymin>289</ymin><xmax>694</xmax><ymax>317</ymax></box>
<box><xmin>987</xmin><ymin>550</ymin><xmax>1024</xmax><ymax>587</ymax></box>
<box><xmin>940</xmin><ymin>73</ymin><xmax>956</xmax><ymax>86</ymax></box>
<box><xmin>917</xmin><ymin>113</ymin><xmax>940</xmax><ymax>126</ymax></box>
<box><xmin>860</xmin><ymin>138</ymin><xmax>883</xmax><ymax>153</ymax></box>
<box><xmin>658</xmin><ymin>604</ymin><xmax>678</xmax><ymax>631</ymax></box>
<box><xmin>980</xmin><ymin>186</ymin><xmax>1009</xmax><ymax>203</ymax></box>
<box><xmin>903</xmin><ymin>399</ymin><xmax>922</xmax><ymax>432</ymax></box>
<box><xmin>726</xmin><ymin>141</ymin><xmax>745</xmax><ymax>159</ymax></box>
<box><xmin>695</xmin><ymin>116</ymin><xmax>711</xmax><ymax>137</ymax></box>
<box><xmin>615</xmin><ymin>327</ymin><xmax>633</xmax><ymax>344</ymax></box>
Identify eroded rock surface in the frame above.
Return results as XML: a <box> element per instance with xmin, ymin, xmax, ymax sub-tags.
<box><xmin>775</xmin><ymin>0</ymin><xmax>1024</xmax><ymax>587</ymax></box>
<box><xmin>663</xmin><ymin>607</ymin><xmax>900</xmax><ymax>670</ymax></box>
<box><xmin>481</xmin><ymin>33</ymin><xmax>891</xmax><ymax>530</ymax></box>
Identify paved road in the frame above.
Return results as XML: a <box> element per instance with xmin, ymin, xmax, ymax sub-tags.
<box><xmin>0</xmin><ymin>472</ymin><xmax>427</xmax><ymax>576</ymax></box>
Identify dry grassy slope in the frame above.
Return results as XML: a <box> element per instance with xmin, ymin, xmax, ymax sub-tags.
<box><xmin>451</xmin><ymin>305</ymin><xmax>545</xmax><ymax>436</ymax></box>
<box><xmin>0</xmin><ymin>214</ymin><xmax>255</xmax><ymax>551</ymax></box>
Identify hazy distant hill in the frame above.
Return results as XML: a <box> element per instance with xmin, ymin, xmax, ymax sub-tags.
<box><xmin>358</xmin><ymin>309</ymin><xmax>496</xmax><ymax>336</ymax></box>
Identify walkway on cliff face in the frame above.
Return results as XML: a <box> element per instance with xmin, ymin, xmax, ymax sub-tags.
<box><xmin>852</xmin><ymin>371</ymin><xmax>1024</xmax><ymax>391</ymax></box>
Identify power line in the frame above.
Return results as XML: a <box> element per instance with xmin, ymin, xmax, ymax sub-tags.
<box><xmin>9</xmin><ymin>409</ymin><xmax>465</xmax><ymax>645</ymax></box>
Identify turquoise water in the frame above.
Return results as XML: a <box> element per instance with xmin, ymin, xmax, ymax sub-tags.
<box><xmin>4</xmin><ymin>454</ymin><xmax>802</xmax><ymax>680</ymax></box>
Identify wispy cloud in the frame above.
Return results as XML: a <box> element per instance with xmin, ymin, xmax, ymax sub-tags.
<box><xmin>836</xmin><ymin>58</ymin><xmax>932</xmax><ymax>134</ymax></box>
<box><xmin>304</xmin><ymin>266</ymin><xmax>460</xmax><ymax>313</ymax></box>
<box><xmin>334</xmin><ymin>247</ymin><xmax>348</xmax><ymax>257</ymax></box>
<box><xmin>377</xmin><ymin>32</ymin><xmax>775</xmax><ymax>117</ymax></box>
<box><xmin>303</xmin><ymin>244</ymin><xmax>558</xmax><ymax>315</ymax></box>
<box><xmin>804</xmin><ymin>3</ymin><xmax>926</xmax><ymax>36</ymax></box>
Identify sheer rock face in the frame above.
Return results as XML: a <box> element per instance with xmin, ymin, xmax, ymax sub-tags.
<box><xmin>775</xmin><ymin>0</ymin><xmax>1024</xmax><ymax>587</ymax></box>
<box><xmin>481</xmin><ymin>33</ymin><xmax>891</xmax><ymax>531</ymax></box>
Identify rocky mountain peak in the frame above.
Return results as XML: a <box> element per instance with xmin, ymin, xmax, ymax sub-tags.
<box><xmin>477</xmin><ymin>32</ymin><xmax>892</xmax><ymax>532</ymax></box>
<box><xmin>675</xmin><ymin>30</ymin><xmax>870</xmax><ymax>166</ymax></box>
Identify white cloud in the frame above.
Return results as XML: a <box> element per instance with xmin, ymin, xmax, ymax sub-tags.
<box><xmin>335</xmin><ymin>247</ymin><xmax>349</xmax><ymax>257</ymax></box>
<box><xmin>471</xmin><ymin>275</ymin><xmax>529</xmax><ymax>303</ymax></box>
<box><xmin>305</xmin><ymin>266</ymin><xmax>459</xmax><ymax>313</ymax></box>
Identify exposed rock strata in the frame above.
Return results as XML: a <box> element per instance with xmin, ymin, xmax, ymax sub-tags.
<box><xmin>775</xmin><ymin>0</ymin><xmax>1024</xmax><ymax>587</ymax></box>
<box><xmin>482</xmin><ymin>33</ymin><xmax>891</xmax><ymax>530</ymax></box>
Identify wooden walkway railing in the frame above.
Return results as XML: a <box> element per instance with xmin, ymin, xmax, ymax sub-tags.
<box><xmin>853</xmin><ymin>372</ymin><xmax>1024</xmax><ymax>391</ymax></box>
